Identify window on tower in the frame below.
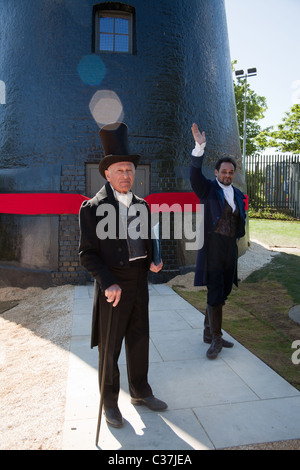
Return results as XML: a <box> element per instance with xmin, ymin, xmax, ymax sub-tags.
<box><xmin>94</xmin><ymin>4</ymin><xmax>134</xmax><ymax>54</ymax></box>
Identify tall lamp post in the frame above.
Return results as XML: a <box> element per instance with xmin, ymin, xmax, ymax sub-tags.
<box><xmin>235</xmin><ymin>68</ymin><xmax>257</xmax><ymax>162</ymax></box>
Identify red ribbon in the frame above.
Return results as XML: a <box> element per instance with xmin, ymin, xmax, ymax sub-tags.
<box><xmin>0</xmin><ymin>192</ymin><xmax>248</xmax><ymax>215</ymax></box>
<box><xmin>145</xmin><ymin>192</ymin><xmax>201</xmax><ymax>212</ymax></box>
<box><xmin>0</xmin><ymin>193</ymin><xmax>90</xmax><ymax>215</ymax></box>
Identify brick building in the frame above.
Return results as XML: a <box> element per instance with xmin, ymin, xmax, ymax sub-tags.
<box><xmin>0</xmin><ymin>0</ymin><xmax>247</xmax><ymax>287</ymax></box>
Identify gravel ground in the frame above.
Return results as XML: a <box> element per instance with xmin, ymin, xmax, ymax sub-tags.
<box><xmin>0</xmin><ymin>285</ymin><xmax>74</xmax><ymax>450</ymax></box>
<box><xmin>0</xmin><ymin>241</ymin><xmax>299</xmax><ymax>450</ymax></box>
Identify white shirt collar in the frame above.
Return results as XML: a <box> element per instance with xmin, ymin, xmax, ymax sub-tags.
<box><xmin>216</xmin><ymin>178</ymin><xmax>236</xmax><ymax>212</ymax></box>
<box><xmin>216</xmin><ymin>178</ymin><xmax>233</xmax><ymax>192</ymax></box>
<box><xmin>110</xmin><ymin>184</ymin><xmax>133</xmax><ymax>208</ymax></box>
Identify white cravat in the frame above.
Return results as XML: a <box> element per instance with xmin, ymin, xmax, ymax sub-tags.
<box><xmin>112</xmin><ymin>187</ymin><xmax>132</xmax><ymax>207</ymax></box>
<box><xmin>111</xmin><ymin>185</ymin><xmax>133</xmax><ymax>212</ymax></box>
<box><xmin>111</xmin><ymin>185</ymin><xmax>146</xmax><ymax>261</ymax></box>
<box><xmin>216</xmin><ymin>179</ymin><xmax>236</xmax><ymax>213</ymax></box>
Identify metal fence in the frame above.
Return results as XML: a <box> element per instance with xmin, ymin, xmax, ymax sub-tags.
<box><xmin>245</xmin><ymin>154</ymin><xmax>300</xmax><ymax>218</ymax></box>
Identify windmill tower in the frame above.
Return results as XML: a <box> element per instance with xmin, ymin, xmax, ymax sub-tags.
<box><xmin>0</xmin><ymin>0</ymin><xmax>247</xmax><ymax>286</ymax></box>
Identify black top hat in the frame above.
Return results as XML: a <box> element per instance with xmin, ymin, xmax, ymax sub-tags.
<box><xmin>99</xmin><ymin>122</ymin><xmax>140</xmax><ymax>178</ymax></box>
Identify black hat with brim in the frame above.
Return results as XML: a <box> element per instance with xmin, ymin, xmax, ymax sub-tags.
<box><xmin>98</xmin><ymin>122</ymin><xmax>140</xmax><ymax>179</ymax></box>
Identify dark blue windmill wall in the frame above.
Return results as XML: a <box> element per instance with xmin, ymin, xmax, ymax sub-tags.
<box><xmin>0</xmin><ymin>0</ymin><xmax>247</xmax><ymax>286</ymax></box>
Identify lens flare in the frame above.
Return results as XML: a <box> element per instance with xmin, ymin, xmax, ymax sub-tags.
<box><xmin>89</xmin><ymin>90</ymin><xmax>124</xmax><ymax>127</ymax></box>
<box><xmin>77</xmin><ymin>55</ymin><xmax>106</xmax><ymax>86</ymax></box>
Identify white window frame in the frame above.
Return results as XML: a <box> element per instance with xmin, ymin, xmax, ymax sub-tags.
<box><xmin>95</xmin><ymin>10</ymin><xmax>133</xmax><ymax>54</ymax></box>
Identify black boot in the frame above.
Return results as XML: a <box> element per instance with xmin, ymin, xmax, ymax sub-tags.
<box><xmin>203</xmin><ymin>304</ymin><xmax>234</xmax><ymax>349</ymax></box>
<box><xmin>203</xmin><ymin>306</ymin><xmax>212</xmax><ymax>344</ymax></box>
<box><xmin>206</xmin><ymin>304</ymin><xmax>223</xmax><ymax>360</ymax></box>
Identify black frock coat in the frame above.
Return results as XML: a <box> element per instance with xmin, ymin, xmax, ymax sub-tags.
<box><xmin>78</xmin><ymin>182</ymin><xmax>153</xmax><ymax>348</ymax></box>
<box><xmin>190</xmin><ymin>155</ymin><xmax>247</xmax><ymax>287</ymax></box>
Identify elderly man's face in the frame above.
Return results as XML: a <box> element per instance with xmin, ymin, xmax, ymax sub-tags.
<box><xmin>105</xmin><ymin>161</ymin><xmax>135</xmax><ymax>193</ymax></box>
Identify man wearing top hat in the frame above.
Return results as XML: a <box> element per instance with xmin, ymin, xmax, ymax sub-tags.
<box><xmin>79</xmin><ymin>122</ymin><xmax>167</xmax><ymax>428</ymax></box>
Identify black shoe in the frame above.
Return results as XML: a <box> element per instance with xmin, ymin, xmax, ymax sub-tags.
<box><xmin>131</xmin><ymin>395</ymin><xmax>168</xmax><ymax>411</ymax></box>
<box><xmin>104</xmin><ymin>405</ymin><xmax>124</xmax><ymax>428</ymax></box>
<box><xmin>204</xmin><ymin>304</ymin><xmax>233</xmax><ymax>348</ymax></box>
<box><xmin>206</xmin><ymin>337</ymin><xmax>223</xmax><ymax>360</ymax></box>
<box><xmin>203</xmin><ymin>333</ymin><xmax>234</xmax><ymax>348</ymax></box>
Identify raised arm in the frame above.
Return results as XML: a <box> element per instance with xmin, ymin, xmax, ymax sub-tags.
<box><xmin>190</xmin><ymin>123</ymin><xmax>210</xmax><ymax>199</ymax></box>
<box><xmin>191</xmin><ymin>123</ymin><xmax>206</xmax><ymax>146</ymax></box>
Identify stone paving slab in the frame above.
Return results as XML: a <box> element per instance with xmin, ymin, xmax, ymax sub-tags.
<box><xmin>62</xmin><ymin>284</ymin><xmax>300</xmax><ymax>450</ymax></box>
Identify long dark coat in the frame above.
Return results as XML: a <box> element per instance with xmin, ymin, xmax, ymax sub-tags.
<box><xmin>78</xmin><ymin>182</ymin><xmax>153</xmax><ymax>348</ymax></box>
<box><xmin>190</xmin><ymin>156</ymin><xmax>247</xmax><ymax>287</ymax></box>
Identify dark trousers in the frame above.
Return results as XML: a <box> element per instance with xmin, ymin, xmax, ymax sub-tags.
<box><xmin>98</xmin><ymin>259</ymin><xmax>152</xmax><ymax>408</ymax></box>
<box><xmin>206</xmin><ymin>232</ymin><xmax>238</xmax><ymax>307</ymax></box>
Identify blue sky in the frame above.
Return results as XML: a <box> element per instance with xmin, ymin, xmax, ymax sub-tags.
<box><xmin>225</xmin><ymin>0</ymin><xmax>300</xmax><ymax>129</ymax></box>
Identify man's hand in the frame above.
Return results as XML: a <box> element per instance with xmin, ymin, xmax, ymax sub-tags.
<box><xmin>105</xmin><ymin>284</ymin><xmax>122</xmax><ymax>307</ymax></box>
<box><xmin>191</xmin><ymin>123</ymin><xmax>206</xmax><ymax>146</ymax></box>
<box><xmin>150</xmin><ymin>261</ymin><xmax>163</xmax><ymax>273</ymax></box>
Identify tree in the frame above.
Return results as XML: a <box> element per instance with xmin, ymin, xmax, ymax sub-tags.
<box><xmin>232</xmin><ymin>61</ymin><xmax>268</xmax><ymax>155</ymax></box>
<box><xmin>255</xmin><ymin>104</ymin><xmax>300</xmax><ymax>153</ymax></box>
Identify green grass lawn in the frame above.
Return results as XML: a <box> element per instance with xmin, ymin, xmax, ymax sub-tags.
<box><xmin>249</xmin><ymin>219</ymin><xmax>300</xmax><ymax>248</ymax></box>
<box><xmin>173</xmin><ymin>218</ymin><xmax>300</xmax><ymax>391</ymax></box>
